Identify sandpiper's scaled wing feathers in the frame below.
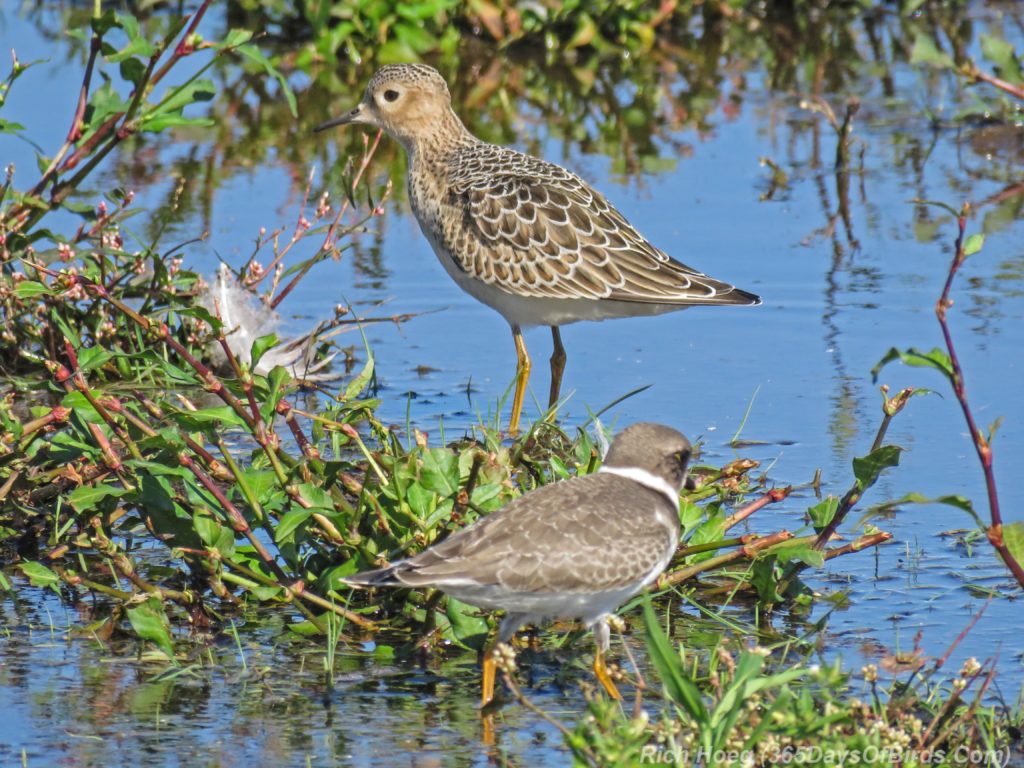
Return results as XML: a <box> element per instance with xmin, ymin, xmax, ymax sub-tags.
<box><xmin>446</xmin><ymin>145</ymin><xmax>760</xmax><ymax>306</ymax></box>
<box><xmin>346</xmin><ymin>472</ymin><xmax>676</xmax><ymax>596</ymax></box>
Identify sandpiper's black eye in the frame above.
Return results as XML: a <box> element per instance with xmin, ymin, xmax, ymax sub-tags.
<box><xmin>383</xmin><ymin>89</ymin><xmax>400</xmax><ymax>102</ymax></box>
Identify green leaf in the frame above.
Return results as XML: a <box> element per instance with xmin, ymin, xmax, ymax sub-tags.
<box><xmin>980</xmin><ymin>35</ymin><xmax>1023</xmax><ymax>85</ymax></box>
<box><xmin>871</xmin><ymin>347</ymin><xmax>954</xmax><ymax>383</ymax></box>
<box><xmin>766</xmin><ymin>540</ymin><xmax>825</xmax><ymax>568</ymax></box>
<box><xmin>275</xmin><ymin>508</ymin><xmax>314</xmax><ymax>544</ymax></box>
<box><xmin>853</xmin><ymin>445</ymin><xmax>902</xmax><ymax>493</ymax></box>
<box><xmin>1001</xmin><ymin>522</ymin><xmax>1024</xmax><ymax>572</ymax></box>
<box><xmin>910</xmin><ymin>32</ymin><xmax>955</xmax><ymax>69</ymax></box>
<box><xmin>13</xmin><ymin>280</ymin><xmax>53</xmax><ymax>298</ymax></box>
<box><xmin>60</xmin><ymin>391</ymin><xmax>105</xmax><ymax>424</ymax></box>
<box><xmin>420</xmin><ymin>448</ymin><xmax>459</xmax><ymax>496</ymax></box>
<box><xmin>126</xmin><ymin>596</ymin><xmax>175</xmax><ymax>658</ymax></box>
<box><xmin>18</xmin><ymin>561</ymin><xmax>61</xmax><ymax>594</ymax></box>
<box><xmin>167</xmin><ymin>405</ymin><xmax>248</xmax><ymax>431</ymax></box>
<box><xmin>139</xmin><ymin>114</ymin><xmax>215</xmax><ymax>131</ymax></box>
<box><xmin>0</xmin><ymin>118</ymin><xmax>26</xmax><ymax>134</ymax></box>
<box><xmin>156</xmin><ymin>78</ymin><xmax>216</xmax><ymax>115</ymax></box>
<box><xmin>107</xmin><ymin>13</ymin><xmax>157</xmax><ymax>62</ymax></box>
<box><xmin>641</xmin><ymin>594</ymin><xmax>707</xmax><ymax>721</ymax></box>
<box><xmin>68</xmin><ymin>483</ymin><xmax>130</xmax><ymax>511</ymax></box>
<box><xmin>962</xmin><ymin>232</ymin><xmax>985</xmax><ymax>257</ymax></box>
<box><xmin>807</xmin><ymin>496</ymin><xmax>839</xmax><ymax>531</ymax></box>
<box><xmin>90</xmin><ymin>8</ymin><xmax>119</xmax><ymax>36</ymax></box>
<box><xmin>344</xmin><ymin>356</ymin><xmax>375</xmax><ymax>401</ymax></box>
<box><xmin>750</xmin><ymin>557</ymin><xmax>785</xmax><ymax>603</ymax></box>
<box><xmin>443</xmin><ymin>596</ymin><xmax>489</xmax><ymax>651</ymax></box>
<box><xmin>250</xmin><ymin>333</ymin><xmax>279</xmax><ymax>371</ymax></box>
<box><xmin>260</xmin><ymin>366</ymin><xmax>291</xmax><ymax>424</ymax></box>
<box><xmin>193</xmin><ymin>511</ymin><xmax>233</xmax><ymax>553</ymax></box>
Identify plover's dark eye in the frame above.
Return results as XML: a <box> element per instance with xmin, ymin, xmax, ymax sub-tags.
<box><xmin>383</xmin><ymin>89</ymin><xmax>400</xmax><ymax>102</ymax></box>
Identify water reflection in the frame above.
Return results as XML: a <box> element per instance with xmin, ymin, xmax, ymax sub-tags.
<box><xmin>2</xmin><ymin>2</ymin><xmax>1023</xmax><ymax>764</ymax></box>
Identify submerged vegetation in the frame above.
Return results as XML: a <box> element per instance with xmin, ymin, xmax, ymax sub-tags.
<box><xmin>1</xmin><ymin>0</ymin><xmax>1022</xmax><ymax>765</ymax></box>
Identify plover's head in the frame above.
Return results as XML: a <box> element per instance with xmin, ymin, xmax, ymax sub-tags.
<box><xmin>315</xmin><ymin>64</ymin><xmax>456</xmax><ymax>150</ymax></box>
<box><xmin>603</xmin><ymin>423</ymin><xmax>692</xmax><ymax>494</ymax></box>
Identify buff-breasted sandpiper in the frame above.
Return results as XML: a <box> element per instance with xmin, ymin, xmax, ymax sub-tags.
<box><xmin>317</xmin><ymin>64</ymin><xmax>760</xmax><ymax>434</ymax></box>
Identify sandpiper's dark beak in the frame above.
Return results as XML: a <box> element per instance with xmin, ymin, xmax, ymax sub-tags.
<box><xmin>314</xmin><ymin>104</ymin><xmax>365</xmax><ymax>132</ymax></box>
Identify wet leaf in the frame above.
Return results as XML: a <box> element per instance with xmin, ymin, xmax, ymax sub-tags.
<box><xmin>18</xmin><ymin>561</ymin><xmax>60</xmax><ymax>594</ymax></box>
<box><xmin>853</xmin><ymin>446</ymin><xmax>902</xmax><ymax>493</ymax></box>
<box><xmin>750</xmin><ymin>557</ymin><xmax>785</xmax><ymax>603</ymax></box>
<box><xmin>127</xmin><ymin>597</ymin><xmax>175</xmax><ymax>658</ymax></box>
<box><xmin>444</xmin><ymin>597</ymin><xmax>488</xmax><ymax>651</ymax></box>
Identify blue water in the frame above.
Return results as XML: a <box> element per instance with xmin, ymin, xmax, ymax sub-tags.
<box><xmin>1</xmin><ymin>4</ymin><xmax>1022</xmax><ymax>765</ymax></box>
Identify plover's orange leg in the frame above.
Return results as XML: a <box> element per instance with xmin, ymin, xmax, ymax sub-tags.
<box><xmin>593</xmin><ymin>648</ymin><xmax>622</xmax><ymax>700</ymax></box>
<box><xmin>509</xmin><ymin>326</ymin><xmax>531</xmax><ymax>435</ymax></box>
<box><xmin>548</xmin><ymin>326</ymin><xmax>566</xmax><ymax>412</ymax></box>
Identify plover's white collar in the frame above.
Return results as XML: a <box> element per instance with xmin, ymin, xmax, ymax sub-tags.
<box><xmin>598</xmin><ymin>465</ymin><xmax>680</xmax><ymax>510</ymax></box>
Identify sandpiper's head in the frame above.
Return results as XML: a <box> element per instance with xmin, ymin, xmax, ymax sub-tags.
<box><xmin>315</xmin><ymin>64</ymin><xmax>455</xmax><ymax>149</ymax></box>
<box><xmin>603</xmin><ymin>423</ymin><xmax>692</xmax><ymax>494</ymax></box>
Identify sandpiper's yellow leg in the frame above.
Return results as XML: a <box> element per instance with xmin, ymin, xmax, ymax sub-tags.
<box><xmin>481</xmin><ymin>649</ymin><xmax>498</xmax><ymax>707</ymax></box>
<box><xmin>509</xmin><ymin>327</ymin><xmax>531</xmax><ymax>435</ymax></box>
<box><xmin>548</xmin><ymin>326</ymin><xmax>566</xmax><ymax>412</ymax></box>
<box><xmin>593</xmin><ymin>649</ymin><xmax>622</xmax><ymax>700</ymax></box>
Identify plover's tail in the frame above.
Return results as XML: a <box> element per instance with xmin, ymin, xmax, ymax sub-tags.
<box><xmin>343</xmin><ymin>565</ymin><xmax>404</xmax><ymax>588</ymax></box>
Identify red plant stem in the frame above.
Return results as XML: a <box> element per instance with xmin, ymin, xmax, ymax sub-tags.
<box><xmin>937</xmin><ymin>213</ymin><xmax>1024</xmax><ymax>587</ymax></box>
<box><xmin>216</xmin><ymin>334</ymin><xmax>272</xmax><ymax>448</ymax></box>
<box><xmin>724</xmin><ymin>486</ymin><xmax>791</xmax><ymax>530</ymax></box>
<box><xmin>176</xmin><ymin>451</ymin><xmax>288</xmax><ymax>578</ymax></box>
<box><xmin>822</xmin><ymin>531</ymin><xmax>892</xmax><ymax>560</ymax></box>
<box><xmin>48</xmin><ymin>359</ymin><xmax>121</xmax><ymax>471</ymax></box>
<box><xmin>270</xmin><ymin>129</ymin><xmax>385</xmax><ymax>310</ymax></box>
<box><xmin>278</xmin><ymin>400</ymin><xmax>319</xmax><ymax>461</ymax></box>
<box><xmin>965</xmin><ymin>63</ymin><xmax>1024</xmax><ymax>100</ymax></box>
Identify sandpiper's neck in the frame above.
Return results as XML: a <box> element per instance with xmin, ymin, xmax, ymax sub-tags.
<box><xmin>404</xmin><ymin>107</ymin><xmax>480</xmax><ymax>165</ymax></box>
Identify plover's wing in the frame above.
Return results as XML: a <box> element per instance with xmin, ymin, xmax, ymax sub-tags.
<box><xmin>447</xmin><ymin>146</ymin><xmax>758</xmax><ymax>306</ymax></box>
<box><xmin>380</xmin><ymin>473</ymin><xmax>676</xmax><ymax>594</ymax></box>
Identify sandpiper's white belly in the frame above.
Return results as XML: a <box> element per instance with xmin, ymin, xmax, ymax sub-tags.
<box><xmin>421</xmin><ymin>231</ymin><xmax>691</xmax><ymax>329</ymax></box>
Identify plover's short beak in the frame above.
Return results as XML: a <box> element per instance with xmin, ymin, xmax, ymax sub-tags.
<box><xmin>314</xmin><ymin>104</ymin><xmax>364</xmax><ymax>132</ymax></box>
<box><xmin>683</xmin><ymin>475</ymin><xmax>698</xmax><ymax>492</ymax></box>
